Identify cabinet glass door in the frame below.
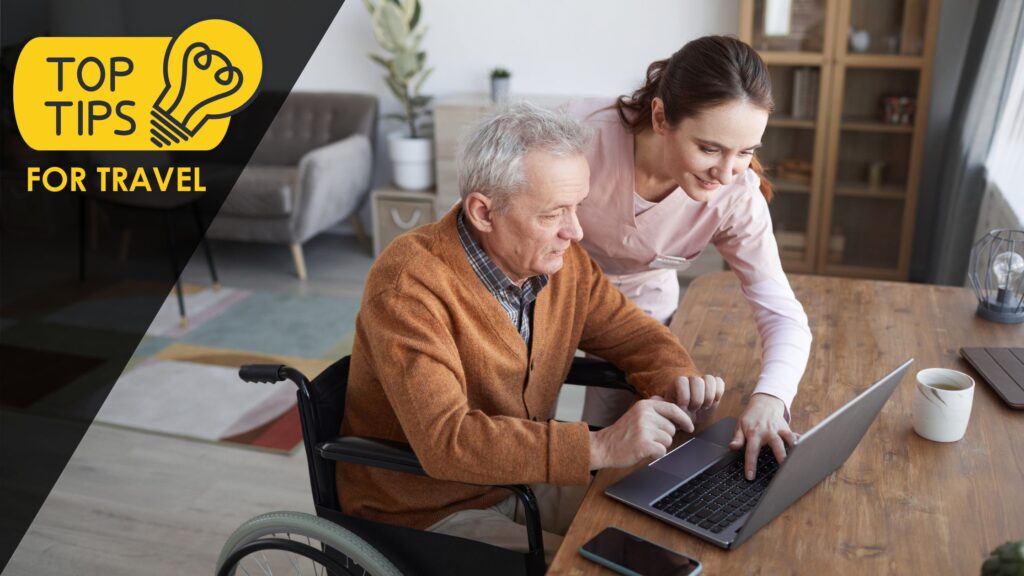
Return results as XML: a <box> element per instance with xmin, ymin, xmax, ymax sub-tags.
<box><xmin>824</xmin><ymin>66</ymin><xmax>920</xmax><ymax>274</ymax></box>
<box><xmin>751</xmin><ymin>0</ymin><xmax>828</xmax><ymax>54</ymax></box>
<box><xmin>847</xmin><ymin>0</ymin><xmax>929</xmax><ymax>56</ymax></box>
<box><xmin>764</xmin><ymin>64</ymin><xmax>825</xmax><ymax>270</ymax></box>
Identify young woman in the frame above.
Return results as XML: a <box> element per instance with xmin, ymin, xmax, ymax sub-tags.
<box><xmin>569</xmin><ymin>35</ymin><xmax>812</xmax><ymax>479</ymax></box>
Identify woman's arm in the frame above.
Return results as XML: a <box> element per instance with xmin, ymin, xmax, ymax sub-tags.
<box><xmin>712</xmin><ymin>173</ymin><xmax>812</xmax><ymax>478</ymax></box>
<box><xmin>739</xmin><ymin>276</ymin><xmax>813</xmax><ymax>415</ymax></box>
<box><xmin>712</xmin><ymin>172</ymin><xmax>812</xmax><ymax>412</ymax></box>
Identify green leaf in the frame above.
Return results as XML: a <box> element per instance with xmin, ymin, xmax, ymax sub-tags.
<box><xmin>413</xmin><ymin>66</ymin><xmax>433</xmax><ymax>96</ymax></box>
<box><xmin>372</xmin><ymin>1</ymin><xmax>408</xmax><ymax>52</ymax></box>
<box><xmin>409</xmin><ymin>94</ymin><xmax>431</xmax><ymax>108</ymax></box>
<box><xmin>409</xmin><ymin>0</ymin><xmax>421</xmax><ymax>29</ymax></box>
<box><xmin>384</xmin><ymin>112</ymin><xmax>409</xmax><ymax>122</ymax></box>
<box><xmin>368</xmin><ymin>53</ymin><xmax>391</xmax><ymax>69</ymax></box>
<box><xmin>385</xmin><ymin>74</ymin><xmax>408</xmax><ymax>103</ymax></box>
<box><xmin>391</xmin><ymin>49</ymin><xmax>420</xmax><ymax>81</ymax></box>
<box><xmin>362</xmin><ymin>0</ymin><xmax>375</xmax><ymax>14</ymax></box>
<box><xmin>409</xmin><ymin>24</ymin><xmax>427</xmax><ymax>49</ymax></box>
<box><xmin>401</xmin><ymin>0</ymin><xmax>416</xmax><ymax>25</ymax></box>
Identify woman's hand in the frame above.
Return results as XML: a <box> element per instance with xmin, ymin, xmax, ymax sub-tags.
<box><xmin>728</xmin><ymin>393</ymin><xmax>797</xmax><ymax>480</ymax></box>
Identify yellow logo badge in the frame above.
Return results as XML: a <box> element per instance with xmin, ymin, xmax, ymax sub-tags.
<box><xmin>14</xmin><ymin>19</ymin><xmax>262</xmax><ymax>151</ymax></box>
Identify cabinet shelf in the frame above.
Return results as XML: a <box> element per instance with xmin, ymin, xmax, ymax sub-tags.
<box><xmin>834</xmin><ymin>182</ymin><xmax>905</xmax><ymax>199</ymax></box>
<box><xmin>842</xmin><ymin>54</ymin><xmax>924</xmax><ymax>69</ymax></box>
<box><xmin>774</xmin><ymin>179</ymin><xmax>812</xmax><ymax>194</ymax></box>
<box><xmin>760</xmin><ymin>52</ymin><xmax>829</xmax><ymax>66</ymax></box>
<box><xmin>769</xmin><ymin>117</ymin><xmax>817</xmax><ymax>129</ymax></box>
<box><xmin>841</xmin><ymin>120</ymin><xmax>914</xmax><ymax>134</ymax></box>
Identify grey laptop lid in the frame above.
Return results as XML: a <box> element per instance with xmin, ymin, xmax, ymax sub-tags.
<box><xmin>731</xmin><ymin>358</ymin><xmax>913</xmax><ymax>547</ymax></box>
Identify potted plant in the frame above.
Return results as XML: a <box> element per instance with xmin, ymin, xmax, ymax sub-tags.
<box><xmin>490</xmin><ymin>67</ymin><xmax>511</xmax><ymax>104</ymax></box>
<box><xmin>982</xmin><ymin>539</ymin><xmax>1024</xmax><ymax>575</ymax></box>
<box><xmin>364</xmin><ymin>0</ymin><xmax>434</xmax><ymax>190</ymax></box>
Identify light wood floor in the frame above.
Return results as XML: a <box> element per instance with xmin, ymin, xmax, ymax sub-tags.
<box><xmin>5</xmin><ymin>234</ymin><xmax>588</xmax><ymax>575</ymax></box>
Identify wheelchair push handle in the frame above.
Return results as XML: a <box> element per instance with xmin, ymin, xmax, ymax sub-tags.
<box><xmin>239</xmin><ymin>364</ymin><xmax>287</xmax><ymax>384</ymax></box>
<box><xmin>239</xmin><ymin>364</ymin><xmax>313</xmax><ymax>399</ymax></box>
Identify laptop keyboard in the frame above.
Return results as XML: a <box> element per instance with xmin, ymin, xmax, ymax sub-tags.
<box><xmin>651</xmin><ymin>446</ymin><xmax>780</xmax><ymax>534</ymax></box>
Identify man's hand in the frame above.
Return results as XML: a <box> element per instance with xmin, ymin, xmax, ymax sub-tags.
<box><xmin>728</xmin><ymin>393</ymin><xmax>798</xmax><ymax>480</ymax></box>
<box><xmin>668</xmin><ymin>374</ymin><xmax>726</xmax><ymax>412</ymax></box>
<box><xmin>589</xmin><ymin>399</ymin><xmax>694</xmax><ymax>470</ymax></box>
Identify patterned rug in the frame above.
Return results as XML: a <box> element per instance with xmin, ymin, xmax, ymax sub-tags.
<box><xmin>8</xmin><ymin>281</ymin><xmax>360</xmax><ymax>453</ymax></box>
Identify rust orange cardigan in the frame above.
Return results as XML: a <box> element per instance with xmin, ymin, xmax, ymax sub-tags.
<box><xmin>338</xmin><ymin>206</ymin><xmax>699</xmax><ymax>529</ymax></box>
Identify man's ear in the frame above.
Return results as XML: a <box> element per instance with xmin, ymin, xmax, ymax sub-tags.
<box><xmin>651</xmin><ymin>97</ymin><xmax>668</xmax><ymax>134</ymax></box>
<box><xmin>464</xmin><ymin>192</ymin><xmax>495</xmax><ymax>233</ymax></box>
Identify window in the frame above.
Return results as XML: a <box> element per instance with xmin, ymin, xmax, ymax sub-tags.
<box><xmin>986</xmin><ymin>40</ymin><xmax>1024</xmax><ymax>221</ymax></box>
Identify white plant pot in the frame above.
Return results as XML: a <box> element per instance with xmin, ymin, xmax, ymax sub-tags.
<box><xmin>491</xmin><ymin>77</ymin><xmax>510</xmax><ymax>104</ymax></box>
<box><xmin>388</xmin><ymin>133</ymin><xmax>434</xmax><ymax>191</ymax></box>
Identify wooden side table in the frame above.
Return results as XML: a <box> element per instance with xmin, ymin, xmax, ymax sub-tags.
<box><xmin>371</xmin><ymin>187</ymin><xmax>437</xmax><ymax>257</ymax></box>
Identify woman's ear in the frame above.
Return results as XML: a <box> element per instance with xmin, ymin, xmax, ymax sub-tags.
<box><xmin>651</xmin><ymin>97</ymin><xmax>668</xmax><ymax>134</ymax></box>
<box><xmin>463</xmin><ymin>192</ymin><xmax>494</xmax><ymax>233</ymax></box>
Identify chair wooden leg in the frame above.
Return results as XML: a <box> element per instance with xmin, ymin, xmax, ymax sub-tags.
<box><xmin>350</xmin><ymin>214</ymin><xmax>367</xmax><ymax>244</ymax></box>
<box><xmin>290</xmin><ymin>243</ymin><xmax>308</xmax><ymax>280</ymax></box>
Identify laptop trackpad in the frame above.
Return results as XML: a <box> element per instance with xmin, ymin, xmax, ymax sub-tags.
<box><xmin>649</xmin><ymin>437</ymin><xmax>734</xmax><ymax>479</ymax></box>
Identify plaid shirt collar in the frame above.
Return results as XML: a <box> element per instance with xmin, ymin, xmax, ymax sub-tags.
<box><xmin>456</xmin><ymin>209</ymin><xmax>549</xmax><ymax>301</ymax></box>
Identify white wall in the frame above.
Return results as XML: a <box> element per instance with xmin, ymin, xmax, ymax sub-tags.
<box><xmin>295</xmin><ymin>0</ymin><xmax>740</xmax><ymax>231</ymax></box>
<box><xmin>298</xmin><ymin>0</ymin><xmax>739</xmax><ymax>99</ymax></box>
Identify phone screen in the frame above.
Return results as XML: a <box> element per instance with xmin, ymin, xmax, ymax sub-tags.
<box><xmin>580</xmin><ymin>527</ymin><xmax>701</xmax><ymax>576</ymax></box>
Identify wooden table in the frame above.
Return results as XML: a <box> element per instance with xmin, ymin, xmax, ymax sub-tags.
<box><xmin>549</xmin><ymin>272</ymin><xmax>1024</xmax><ymax>575</ymax></box>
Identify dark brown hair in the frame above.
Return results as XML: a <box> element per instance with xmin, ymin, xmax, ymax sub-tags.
<box><xmin>616</xmin><ymin>35</ymin><xmax>775</xmax><ymax>201</ymax></box>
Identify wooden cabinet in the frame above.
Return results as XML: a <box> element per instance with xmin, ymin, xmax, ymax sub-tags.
<box><xmin>433</xmin><ymin>93</ymin><xmax>573</xmax><ymax>214</ymax></box>
<box><xmin>371</xmin><ymin>187</ymin><xmax>436</xmax><ymax>256</ymax></box>
<box><xmin>740</xmin><ymin>0</ymin><xmax>940</xmax><ymax>279</ymax></box>
<box><xmin>434</xmin><ymin>95</ymin><xmax>497</xmax><ymax>213</ymax></box>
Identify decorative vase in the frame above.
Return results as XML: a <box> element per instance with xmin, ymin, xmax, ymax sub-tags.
<box><xmin>388</xmin><ymin>132</ymin><xmax>434</xmax><ymax>191</ymax></box>
<box><xmin>849</xmin><ymin>27</ymin><xmax>870</xmax><ymax>53</ymax></box>
<box><xmin>490</xmin><ymin>77</ymin><xmax>510</xmax><ymax>104</ymax></box>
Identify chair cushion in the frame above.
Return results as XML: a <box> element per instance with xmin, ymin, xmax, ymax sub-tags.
<box><xmin>219</xmin><ymin>165</ymin><xmax>297</xmax><ymax>217</ymax></box>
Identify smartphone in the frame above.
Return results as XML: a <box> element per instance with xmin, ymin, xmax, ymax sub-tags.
<box><xmin>579</xmin><ymin>527</ymin><xmax>702</xmax><ymax>576</ymax></box>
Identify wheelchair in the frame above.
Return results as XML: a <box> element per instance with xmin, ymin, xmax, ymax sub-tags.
<box><xmin>216</xmin><ymin>355</ymin><xmax>630</xmax><ymax>576</ymax></box>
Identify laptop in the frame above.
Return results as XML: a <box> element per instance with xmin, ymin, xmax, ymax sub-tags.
<box><xmin>605</xmin><ymin>359</ymin><xmax>913</xmax><ymax>549</ymax></box>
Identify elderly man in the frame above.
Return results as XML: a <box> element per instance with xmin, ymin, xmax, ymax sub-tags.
<box><xmin>338</xmin><ymin>103</ymin><xmax>725</xmax><ymax>561</ymax></box>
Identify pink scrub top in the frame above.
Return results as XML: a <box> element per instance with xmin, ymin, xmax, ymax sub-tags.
<box><xmin>568</xmin><ymin>99</ymin><xmax>812</xmax><ymax>410</ymax></box>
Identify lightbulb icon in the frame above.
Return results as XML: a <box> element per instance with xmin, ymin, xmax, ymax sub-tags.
<box><xmin>149</xmin><ymin>20</ymin><xmax>261</xmax><ymax>149</ymax></box>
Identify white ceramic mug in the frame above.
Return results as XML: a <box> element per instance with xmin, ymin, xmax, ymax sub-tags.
<box><xmin>912</xmin><ymin>368</ymin><xmax>975</xmax><ymax>442</ymax></box>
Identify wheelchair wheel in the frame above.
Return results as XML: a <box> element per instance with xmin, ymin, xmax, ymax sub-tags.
<box><xmin>217</xmin><ymin>511</ymin><xmax>403</xmax><ymax>576</ymax></box>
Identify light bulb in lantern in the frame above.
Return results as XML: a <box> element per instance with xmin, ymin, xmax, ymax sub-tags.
<box><xmin>970</xmin><ymin>229</ymin><xmax>1024</xmax><ymax>323</ymax></box>
<box><xmin>149</xmin><ymin>19</ymin><xmax>262</xmax><ymax>149</ymax></box>
<box><xmin>992</xmin><ymin>251</ymin><xmax>1024</xmax><ymax>291</ymax></box>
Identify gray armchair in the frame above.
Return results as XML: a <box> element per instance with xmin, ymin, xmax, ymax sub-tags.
<box><xmin>207</xmin><ymin>92</ymin><xmax>378</xmax><ymax>279</ymax></box>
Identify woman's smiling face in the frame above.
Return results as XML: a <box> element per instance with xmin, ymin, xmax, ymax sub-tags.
<box><xmin>655</xmin><ymin>98</ymin><xmax>769</xmax><ymax>202</ymax></box>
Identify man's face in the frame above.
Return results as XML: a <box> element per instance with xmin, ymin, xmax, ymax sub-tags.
<box><xmin>477</xmin><ymin>150</ymin><xmax>590</xmax><ymax>285</ymax></box>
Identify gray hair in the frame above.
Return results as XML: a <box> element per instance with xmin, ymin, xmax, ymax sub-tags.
<box><xmin>457</xmin><ymin>102</ymin><xmax>590</xmax><ymax>213</ymax></box>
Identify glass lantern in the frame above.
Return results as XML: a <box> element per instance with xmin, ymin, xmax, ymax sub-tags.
<box><xmin>968</xmin><ymin>229</ymin><xmax>1024</xmax><ymax>324</ymax></box>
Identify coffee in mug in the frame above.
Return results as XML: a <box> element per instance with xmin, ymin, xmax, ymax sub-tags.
<box><xmin>912</xmin><ymin>368</ymin><xmax>975</xmax><ymax>442</ymax></box>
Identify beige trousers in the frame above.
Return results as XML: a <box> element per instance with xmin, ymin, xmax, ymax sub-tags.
<box><xmin>426</xmin><ymin>483</ymin><xmax>589</xmax><ymax>565</ymax></box>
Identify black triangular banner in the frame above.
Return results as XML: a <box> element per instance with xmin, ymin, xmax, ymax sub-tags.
<box><xmin>0</xmin><ymin>0</ymin><xmax>347</xmax><ymax>568</ymax></box>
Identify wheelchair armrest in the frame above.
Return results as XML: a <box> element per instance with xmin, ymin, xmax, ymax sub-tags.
<box><xmin>319</xmin><ymin>437</ymin><xmax>548</xmax><ymax>571</ymax></box>
<box><xmin>566</xmin><ymin>357</ymin><xmax>636</xmax><ymax>394</ymax></box>
<box><xmin>317</xmin><ymin>436</ymin><xmax>427</xmax><ymax>477</ymax></box>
